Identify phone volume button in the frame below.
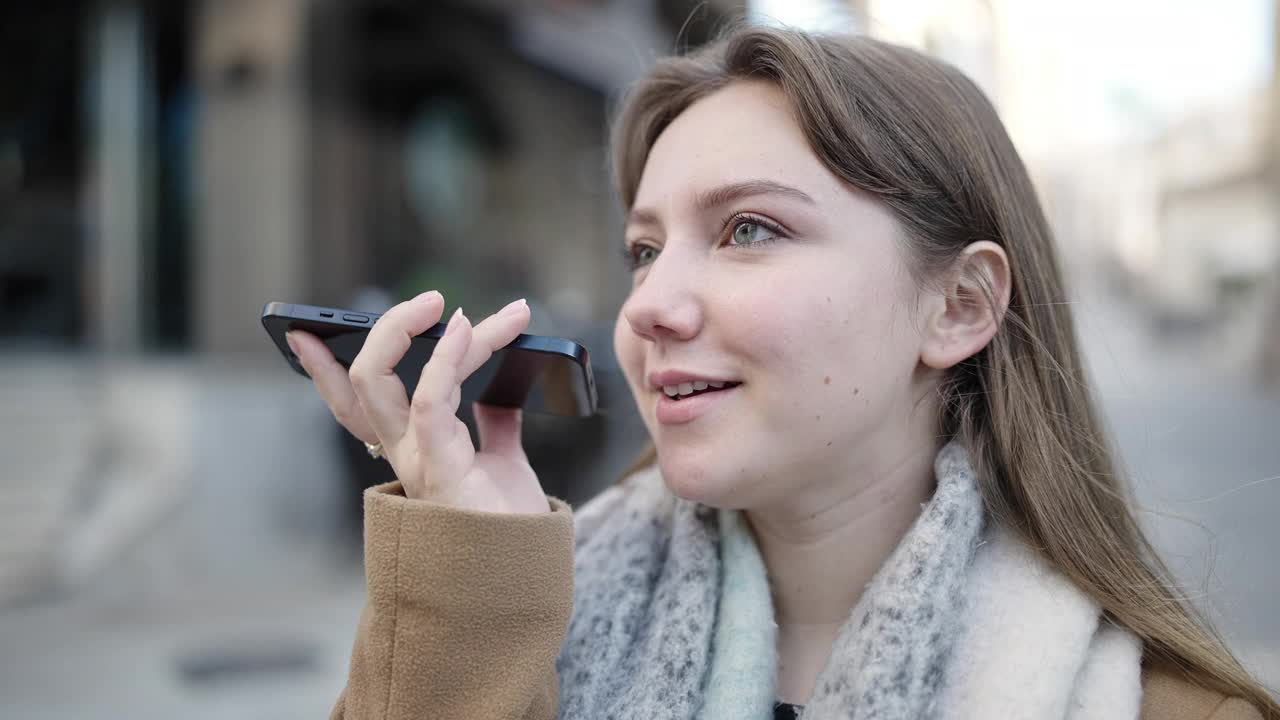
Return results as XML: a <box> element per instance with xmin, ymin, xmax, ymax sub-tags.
<box><xmin>343</xmin><ymin>314</ymin><xmax>370</xmax><ymax>323</ymax></box>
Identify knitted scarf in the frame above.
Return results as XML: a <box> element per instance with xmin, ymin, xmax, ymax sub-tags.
<box><xmin>556</xmin><ymin>441</ymin><xmax>1143</xmax><ymax>719</ymax></box>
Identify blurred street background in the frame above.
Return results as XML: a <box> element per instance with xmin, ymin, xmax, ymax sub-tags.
<box><xmin>1</xmin><ymin>0</ymin><xmax>1278</xmax><ymax>716</ymax></box>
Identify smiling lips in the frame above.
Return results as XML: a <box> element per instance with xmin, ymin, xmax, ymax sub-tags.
<box><xmin>647</xmin><ymin>370</ymin><xmax>742</xmax><ymax>424</ymax></box>
<box><xmin>661</xmin><ymin>380</ymin><xmax>738</xmax><ymax>399</ymax></box>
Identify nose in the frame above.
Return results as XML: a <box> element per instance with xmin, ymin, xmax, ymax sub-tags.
<box><xmin>621</xmin><ymin>250</ymin><xmax>704</xmax><ymax>344</ymax></box>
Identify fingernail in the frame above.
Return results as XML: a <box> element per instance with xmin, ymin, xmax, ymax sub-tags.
<box><xmin>445</xmin><ymin>307</ymin><xmax>464</xmax><ymax>336</ymax></box>
<box><xmin>414</xmin><ymin>290</ymin><xmax>442</xmax><ymax>305</ymax></box>
<box><xmin>499</xmin><ymin>298</ymin><xmax>527</xmax><ymax>315</ymax></box>
<box><xmin>285</xmin><ymin>331</ymin><xmax>300</xmax><ymax>356</ymax></box>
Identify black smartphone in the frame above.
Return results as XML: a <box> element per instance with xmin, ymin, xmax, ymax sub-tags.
<box><xmin>261</xmin><ymin>301</ymin><xmax>597</xmax><ymax>417</ymax></box>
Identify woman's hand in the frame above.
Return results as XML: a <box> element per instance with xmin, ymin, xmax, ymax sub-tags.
<box><xmin>286</xmin><ymin>291</ymin><xmax>549</xmax><ymax>514</ymax></box>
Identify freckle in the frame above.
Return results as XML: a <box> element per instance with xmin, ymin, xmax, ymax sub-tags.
<box><xmin>826</xmin><ymin>441</ymin><xmax>832</xmax><ymax>447</ymax></box>
<box><xmin>823</xmin><ymin>376</ymin><xmax>831</xmax><ymax>385</ymax></box>
<box><xmin>826</xmin><ymin>296</ymin><xmax>831</xmax><ymax>303</ymax></box>
<box><xmin>815</xmin><ymin>414</ymin><xmax>821</xmax><ymax>421</ymax></box>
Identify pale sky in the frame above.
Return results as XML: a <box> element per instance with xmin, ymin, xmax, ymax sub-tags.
<box><xmin>751</xmin><ymin>0</ymin><xmax>1274</xmax><ymax>144</ymax></box>
<box><xmin>1004</xmin><ymin>0</ymin><xmax>1271</xmax><ymax>116</ymax></box>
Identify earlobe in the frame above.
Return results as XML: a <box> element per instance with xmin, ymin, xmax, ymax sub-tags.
<box><xmin>919</xmin><ymin>242</ymin><xmax>1011</xmax><ymax>370</ymax></box>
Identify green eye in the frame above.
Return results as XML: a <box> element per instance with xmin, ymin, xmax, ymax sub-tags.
<box><xmin>635</xmin><ymin>246</ymin><xmax>658</xmax><ymax>265</ymax></box>
<box><xmin>729</xmin><ymin>220</ymin><xmax>778</xmax><ymax>247</ymax></box>
<box><xmin>623</xmin><ymin>243</ymin><xmax>659</xmax><ymax>271</ymax></box>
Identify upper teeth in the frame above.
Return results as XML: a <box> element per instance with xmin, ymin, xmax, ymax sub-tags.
<box><xmin>663</xmin><ymin>381</ymin><xmax>727</xmax><ymax>397</ymax></box>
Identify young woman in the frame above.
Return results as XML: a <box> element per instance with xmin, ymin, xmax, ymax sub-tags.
<box><xmin>287</xmin><ymin>26</ymin><xmax>1277</xmax><ymax>720</ymax></box>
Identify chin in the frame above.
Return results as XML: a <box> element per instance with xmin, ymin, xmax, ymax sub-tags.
<box><xmin>656</xmin><ymin>449</ymin><xmax>743</xmax><ymax>509</ymax></box>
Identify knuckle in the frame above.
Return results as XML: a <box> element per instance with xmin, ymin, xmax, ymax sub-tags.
<box><xmin>410</xmin><ymin>389</ymin><xmax>439</xmax><ymax>416</ymax></box>
<box><xmin>331</xmin><ymin>399</ymin><xmax>358</xmax><ymax>427</ymax></box>
<box><xmin>347</xmin><ymin>362</ymin><xmax>369</xmax><ymax>390</ymax></box>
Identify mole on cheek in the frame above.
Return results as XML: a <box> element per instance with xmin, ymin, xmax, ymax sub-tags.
<box><xmin>823</xmin><ymin>376</ymin><xmax>831</xmax><ymax>385</ymax></box>
<box><xmin>853</xmin><ymin>387</ymin><xmax>860</xmax><ymax>396</ymax></box>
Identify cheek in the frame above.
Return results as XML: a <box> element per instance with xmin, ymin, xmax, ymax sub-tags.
<box><xmin>717</xmin><ymin>273</ymin><xmax>865</xmax><ymax>370</ymax></box>
<box><xmin>613</xmin><ymin>314</ymin><xmax>644</xmax><ymax>393</ymax></box>
<box><xmin>712</xmin><ymin>279</ymin><xmax>798</xmax><ymax>363</ymax></box>
<box><xmin>729</xmin><ymin>266</ymin><xmax>915</xmax><ymax>405</ymax></box>
<box><xmin>808</xmin><ymin>290</ymin><xmax>920</xmax><ymax>427</ymax></box>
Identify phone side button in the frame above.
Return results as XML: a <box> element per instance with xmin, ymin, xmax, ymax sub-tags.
<box><xmin>343</xmin><ymin>314</ymin><xmax>370</xmax><ymax>323</ymax></box>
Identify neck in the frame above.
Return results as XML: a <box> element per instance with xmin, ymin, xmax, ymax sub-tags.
<box><xmin>744</xmin><ymin>442</ymin><xmax>939</xmax><ymax>684</ymax></box>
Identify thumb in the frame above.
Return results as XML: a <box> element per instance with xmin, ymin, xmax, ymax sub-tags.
<box><xmin>473</xmin><ymin>403</ymin><xmax>525</xmax><ymax>458</ymax></box>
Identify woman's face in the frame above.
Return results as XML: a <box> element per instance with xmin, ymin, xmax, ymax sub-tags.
<box><xmin>614</xmin><ymin>80</ymin><xmax>938</xmax><ymax>509</ymax></box>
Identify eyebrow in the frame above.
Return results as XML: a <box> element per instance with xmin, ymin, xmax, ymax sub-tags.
<box><xmin>625</xmin><ymin>179</ymin><xmax>816</xmax><ymax>229</ymax></box>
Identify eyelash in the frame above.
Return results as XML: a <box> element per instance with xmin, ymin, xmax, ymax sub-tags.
<box><xmin>621</xmin><ymin>212</ymin><xmax>789</xmax><ymax>272</ymax></box>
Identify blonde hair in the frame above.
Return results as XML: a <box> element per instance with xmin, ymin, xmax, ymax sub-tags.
<box><xmin>609</xmin><ymin>25</ymin><xmax>1278</xmax><ymax>714</ymax></box>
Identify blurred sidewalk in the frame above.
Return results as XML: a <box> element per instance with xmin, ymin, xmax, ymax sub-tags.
<box><xmin>1075</xmin><ymin>279</ymin><xmax>1280</xmax><ymax>686</ymax></box>
<box><xmin>0</xmin><ymin>355</ymin><xmax>366</xmax><ymax>720</ymax></box>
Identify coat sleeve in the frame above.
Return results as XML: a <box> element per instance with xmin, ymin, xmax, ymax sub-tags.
<box><xmin>1206</xmin><ymin>698</ymin><xmax>1265</xmax><ymax>720</ymax></box>
<box><xmin>330</xmin><ymin>481</ymin><xmax>575</xmax><ymax>720</ymax></box>
<box><xmin>1140</xmin><ymin>667</ymin><xmax>1265</xmax><ymax>720</ymax></box>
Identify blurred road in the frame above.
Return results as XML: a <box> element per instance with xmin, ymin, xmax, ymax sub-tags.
<box><xmin>0</xmin><ymin>357</ymin><xmax>367</xmax><ymax>720</ymax></box>
<box><xmin>1076</xmin><ymin>285</ymin><xmax>1280</xmax><ymax>685</ymax></box>
<box><xmin>0</xmin><ymin>286</ymin><xmax>1276</xmax><ymax>717</ymax></box>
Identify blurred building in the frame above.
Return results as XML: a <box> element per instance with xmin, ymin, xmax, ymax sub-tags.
<box><xmin>0</xmin><ymin>0</ymin><xmax>747</xmax><ymax>601</ymax></box>
<box><xmin>860</xmin><ymin>0</ymin><xmax>1280</xmax><ymax>385</ymax></box>
<box><xmin>1</xmin><ymin>0</ymin><xmax>745</xmax><ymax>356</ymax></box>
<box><xmin>1072</xmin><ymin>83</ymin><xmax>1280</xmax><ymax>381</ymax></box>
<box><xmin>1145</xmin><ymin>94</ymin><xmax>1276</xmax><ymax>327</ymax></box>
<box><xmin>1264</xmin><ymin>0</ymin><xmax>1280</xmax><ymax>385</ymax></box>
<box><xmin>198</xmin><ymin>0</ymin><xmax>636</xmax><ymax>353</ymax></box>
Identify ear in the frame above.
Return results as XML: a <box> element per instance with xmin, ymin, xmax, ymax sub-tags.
<box><xmin>919</xmin><ymin>241</ymin><xmax>1012</xmax><ymax>370</ymax></box>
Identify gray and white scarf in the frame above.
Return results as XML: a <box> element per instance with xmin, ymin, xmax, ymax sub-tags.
<box><xmin>556</xmin><ymin>441</ymin><xmax>1143</xmax><ymax>719</ymax></box>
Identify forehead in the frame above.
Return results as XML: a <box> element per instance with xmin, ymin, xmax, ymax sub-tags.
<box><xmin>632</xmin><ymin>80</ymin><xmax>837</xmax><ymax>211</ymax></box>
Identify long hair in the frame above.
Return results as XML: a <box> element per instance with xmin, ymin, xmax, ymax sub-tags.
<box><xmin>608</xmin><ymin>25</ymin><xmax>1278</xmax><ymax>714</ymax></box>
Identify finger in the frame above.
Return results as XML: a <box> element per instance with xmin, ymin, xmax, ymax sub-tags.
<box><xmin>287</xmin><ymin>329</ymin><xmax>378</xmax><ymax>444</ymax></box>
<box><xmin>348</xmin><ymin>291</ymin><xmax>445</xmax><ymax>446</ymax></box>
<box><xmin>411</xmin><ymin>309</ymin><xmax>475</xmax><ymax>465</ymax></box>
<box><xmin>458</xmin><ymin>298</ymin><xmax>531</xmax><ymax>379</ymax></box>
<box><xmin>473</xmin><ymin>402</ymin><xmax>524</xmax><ymax>458</ymax></box>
